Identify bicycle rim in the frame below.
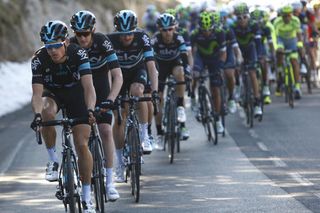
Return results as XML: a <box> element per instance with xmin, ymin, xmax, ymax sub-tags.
<box><xmin>204</xmin><ymin>89</ymin><xmax>218</xmax><ymax>144</ymax></box>
<box><xmin>92</xmin><ymin>139</ymin><xmax>105</xmax><ymax>212</ymax></box>
<box><xmin>64</xmin><ymin>149</ymin><xmax>77</xmax><ymax>213</ymax></box>
<box><xmin>129</xmin><ymin>128</ymin><xmax>140</xmax><ymax>202</ymax></box>
<box><xmin>168</xmin><ymin>94</ymin><xmax>176</xmax><ymax>164</ymax></box>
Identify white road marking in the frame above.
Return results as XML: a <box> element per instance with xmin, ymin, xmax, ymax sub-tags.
<box><xmin>270</xmin><ymin>157</ymin><xmax>287</xmax><ymax>167</ymax></box>
<box><xmin>289</xmin><ymin>172</ymin><xmax>314</xmax><ymax>186</ymax></box>
<box><xmin>248</xmin><ymin>129</ymin><xmax>259</xmax><ymax>138</ymax></box>
<box><xmin>0</xmin><ymin>132</ymin><xmax>34</xmax><ymax>176</ymax></box>
<box><xmin>257</xmin><ymin>142</ymin><xmax>268</xmax><ymax>151</ymax></box>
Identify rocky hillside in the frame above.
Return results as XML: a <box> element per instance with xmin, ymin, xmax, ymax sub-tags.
<box><xmin>0</xmin><ymin>0</ymin><xmax>175</xmax><ymax>62</ymax></box>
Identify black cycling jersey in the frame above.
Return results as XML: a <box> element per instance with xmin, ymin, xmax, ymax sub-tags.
<box><xmin>31</xmin><ymin>43</ymin><xmax>91</xmax><ymax>89</ymax></box>
<box><xmin>151</xmin><ymin>31</ymin><xmax>188</xmax><ymax>62</ymax></box>
<box><xmin>107</xmin><ymin>29</ymin><xmax>154</xmax><ymax>70</ymax></box>
<box><xmin>70</xmin><ymin>32</ymin><xmax>120</xmax><ymax>73</ymax></box>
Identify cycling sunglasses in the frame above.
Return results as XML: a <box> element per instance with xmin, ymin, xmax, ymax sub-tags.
<box><xmin>237</xmin><ymin>15</ymin><xmax>248</xmax><ymax>21</ymax></box>
<box><xmin>161</xmin><ymin>27</ymin><xmax>174</xmax><ymax>32</ymax></box>
<box><xmin>75</xmin><ymin>31</ymin><xmax>92</xmax><ymax>37</ymax></box>
<box><xmin>45</xmin><ymin>42</ymin><xmax>64</xmax><ymax>49</ymax></box>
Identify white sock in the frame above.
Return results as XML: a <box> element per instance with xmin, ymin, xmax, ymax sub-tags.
<box><xmin>116</xmin><ymin>149</ymin><xmax>124</xmax><ymax>166</ymax></box>
<box><xmin>47</xmin><ymin>147</ymin><xmax>59</xmax><ymax>163</ymax></box>
<box><xmin>82</xmin><ymin>184</ymin><xmax>91</xmax><ymax>203</ymax></box>
<box><xmin>106</xmin><ymin>168</ymin><xmax>113</xmax><ymax>187</ymax></box>
<box><xmin>139</xmin><ymin>123</ymin><xmax>148</xmax><ymax>142</ymax></box>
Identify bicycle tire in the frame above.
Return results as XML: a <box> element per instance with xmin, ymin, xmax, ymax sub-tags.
<box><xmin>91</xmin><ymin>137</ymin><xmax>105</xmax><ymax>212</ymax></box>
<box><xmin>168</xmin><ymin>92</ymin><xmax>176</xmax><ymax>164</ymax></box>
<box><xmin>244</xmin><ymin>74</ymin><xmax>254</xmax><ymax>128</ymax></box>
<box><xmin>128</xmin><ymin>127</ymin><xmax>141</xmax><ymax>202</ymax></box>
<box><xmin>286</xmin><ymin>64</ymin><xmax>295</xmax><ymax>108</ymax></box>
<box><xmin>220</xmin><ymin>83</ymin><xmax>227</xmax><ymax>136</ymax></box>
<box><xmin>176</xmin><ymin>125</ymin><xmax>181</xmax><ymax>153</ymax></box>
<box><xmin>201</xmin><ymin>87</ymin><xmax>218</xmax><ymax>144</ymax></box>
<box><xmin>64</xmin><ymin>148</ymin><xmax>77</xmax><ymax>213</ymax></box>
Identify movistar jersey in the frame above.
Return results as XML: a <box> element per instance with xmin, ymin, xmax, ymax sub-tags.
<box><xmin>231</xmin><ymin>21</ymin><xmax>262</xmax><ymax>47</ymax></box>
<box><xmin>190</xmin><ymin>28</ymin><xmax>226</xmax><ymax>59</ymax></box>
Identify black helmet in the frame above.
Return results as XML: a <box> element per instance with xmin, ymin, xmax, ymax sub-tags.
<box><xmin>114</xmin><ymin>10</ymin><xmax>137</xmax><ymax>32</ymax></box>
<box><xmin>40</xmin><ymin>20</ymin><xmax>68</xmax><ymax>43</ymax></box>
<box><xmin>156</xmin><ymin>13</ymin><xmax>177</xmax><ymax>29</ymax></box>
<box><xmin>70</xmin><ymin>10</ymin><xmax>96</xmax><ymax>32</ymax></box>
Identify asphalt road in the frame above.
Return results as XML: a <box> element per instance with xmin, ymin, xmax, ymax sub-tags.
<box><xmin>0</xmin><ymin>87</ymin><xmax>319</xmax><ymax>212</ymax></box>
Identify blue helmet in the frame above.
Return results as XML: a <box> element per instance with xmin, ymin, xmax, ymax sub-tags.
<box><xmin>114</xmin><ymin>10</ymin><xmax>137</xmax><ymax>32</ymax></box>
<box><xmin>40</xmin><ymin>20</ymin><xmax>68</xmax><ymax>43</ymax></box>
<box><xmin>156</xmin><ymin>13</ymin><xmax>176</xmax><ymax>29</ymax></box>
<box><xmin>70</xmin><ymin>10</ymin><xmax>96</xmax><ymax>32</ymax></box>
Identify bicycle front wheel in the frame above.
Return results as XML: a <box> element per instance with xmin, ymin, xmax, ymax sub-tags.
<box><xmin>91</xmin><ymin>137</ymin><xmax>105</xmax><ymax>212</ymax></box>
<box><xmin>63</xmin><ymin>148</ymin><xmax>78</xmax><ymax>213</ymax></box>
<box><xmin>201</xmin><ymin>88</ymin><xmax>218</xmax><ymax>145</ymax></box>
<box><xmin>128</xmin><ymin>127</ymin><xmax>141</xmax><ymax>202</ymax></box>
<box><xmin>168</xmin><ymin>93</ymin><xmax>177</xmax><ymax>163</ymax></box>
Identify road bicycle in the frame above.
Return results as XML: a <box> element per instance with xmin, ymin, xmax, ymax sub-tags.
<box><xmin>36</xmin><ymin>110</ymin><xmax>85</xmax><ymax>213</ymax></box>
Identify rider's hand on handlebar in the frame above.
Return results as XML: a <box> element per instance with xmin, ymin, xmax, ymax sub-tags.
<box><xmin>30</xmin><ymin>113</ymin><xmax>42</xmax><ymax>131</ymax></box>
<box><xmin>87</xmin><ymin>109</ymin><xmax>96</xmax><ymax>125</ymax></box>
<box><xmin>100</xmin><ymin>99</ymin><xmax>114</xmax><ymax>112</ymax></box>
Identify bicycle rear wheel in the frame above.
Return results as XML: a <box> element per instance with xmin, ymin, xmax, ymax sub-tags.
<box><xmin>128</xmin><ymin>127</ymin><xmax>141</xmax><ymax>202</ymax></box>
<box><xmin>91</xmin><ymin>137</ymin><xmax>105</xmax><ymax>212</ymax></box>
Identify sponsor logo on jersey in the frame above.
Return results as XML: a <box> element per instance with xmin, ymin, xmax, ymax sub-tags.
<box><xmin>77</xmin><ymin>49</ymin><xmax>88</xmax><ymax>60</ymax></box>
<box><xmin>102</xmin><ymin>40</ymin><xmax>113</xmax><ymax>51</ymax></box>
<box><xmin>31</xmin><ymin>57</ymin><xmax>41</xmax><ymax>70</ymax></box>
<box><xmin>142</xmin><ymin>34</ymin><xmax>150</xmax><ymax>46</ymax></box>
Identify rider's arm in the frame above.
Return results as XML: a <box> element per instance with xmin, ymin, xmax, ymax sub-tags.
<box><xmin>101</xmin><ymin>34</ymin><xmax>123</xmax><ymax>101</ymax></box>
<box><xmin>31</xmin><ymin>55</ymin><xmax>44</xmax><ymax>114</ymax></box>
<box><xmin>76</xmin><ymin>49</ymin><xmax>96</xmax><ymax>111</ymax></box>
<box><xmin>108</xmin><ymin>67</ymin><xmax>123</xmax><ymax>101</ymax></box>
<box><xmin>143</xmin><ymin>32</ymin><xmax>158</xmax><ymax>91</ymax></box>
<box><xmin>81</xmin><ymin>74</ymin><xmax>96</xmax><ymax>111</ymax></box>
<box><xmin>218</xmin><ymin>30</ymin><xmax>227</xmax><ymax>64</ymax></box>
<box><xmin>31</xmin><ymin>84</ymin><xmax>44</xmax><ymax>114</ymax></box>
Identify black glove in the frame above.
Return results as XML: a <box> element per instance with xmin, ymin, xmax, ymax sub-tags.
<box><xmin>151</xmin><ymin>90</ymin><xmax>160</xmax><ymax>101</ymax></box>
<box><xmin>30</xmin><ymin>113</ymin><xmax>42</xmax><ymax>131</ymax></box>
<box><xmin>100</xmin><ymin>99</ymin><xmax>114</xmax><ymax>110</ymax></box>
<box><xmin>184</xmin><ymin>66</ymin><xmax>192</xmax><ymax>81</ymax></box>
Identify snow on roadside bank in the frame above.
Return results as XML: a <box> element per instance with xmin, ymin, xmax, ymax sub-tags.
<box><xmin>0</xmin><ymin>61</ymin><xmax>32</xmax><ymax>118</ymax></box>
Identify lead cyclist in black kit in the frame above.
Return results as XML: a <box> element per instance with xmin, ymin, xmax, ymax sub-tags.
<box><xmin>30</xmin><ymin>20</ymin><xmax>97</xmax><ymax>213</ymax></box>
<box><xmin>69</xmin><ymin>10</ymin><xmax>123</xmax><ymax>202</ymax></box>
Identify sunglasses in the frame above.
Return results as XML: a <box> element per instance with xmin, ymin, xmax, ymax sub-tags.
<box><xmin>75</xmin><ymin>31</ymin><xmax>92</xmax><ymax>37</ymax></box>
<box><xmin>161</xmin><ymin>27</ymin><xmax>174</xmax><ymax>32</ymax></box>
<box><xmin>237</xmin><ymin>15</ymin><xmax>248</xmax><ymax>21</ymax></box>
<box><xmin>45</xmin><ymin>42</ymin><xmax>64</xmax><ymax>49</ymax></box>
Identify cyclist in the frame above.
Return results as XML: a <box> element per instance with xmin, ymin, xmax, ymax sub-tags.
<box><xmin>231</xmin><ymin>2</ymin><xmax>263</xmax><ymax>117</ymax></box>
<box><xmin>216</xmin><ymin>10</ymin><xmax>243</xmax><ymax>114</ymax></box>
<box><xmin>30</xmin><ymin>20</ymin><xmax>96</xmax><ymax>212</ymax></box>
<box><xmin>190</xmin><ymin>11</ymin><xmax>227</xmax><ymax>133</ymax></box>
<box><xmin>165</xmin><ymin>8</ymin><xmax>194</xmax><ymax>107</ymax></box>
<box><xmin>273</xmin><ymin>5</ymin><xmax>305</xmax><ymax>99</ymax></box>
<box><xmin>250</xmin><ymin>8</ymin><xmax>276</xmax><ymax>105</ymax></box>
<box><xmin>142</xmin><ymin>4</ymin><xmax>160</xmax><ymax>36</ymax></box>
<box><xmin>70</xmin><ymin>10</ymin><xmax>122</xmax><ymax>201</ymax></box>
<box><xmin>107</xmin><ymin>10</ymin><xmax>158</xmax><ymax>182</ymax></box>
<box><xmin>151</xmin><ymin>13</ymin><xmax>191</xmax><ymax>147</ymax></box>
